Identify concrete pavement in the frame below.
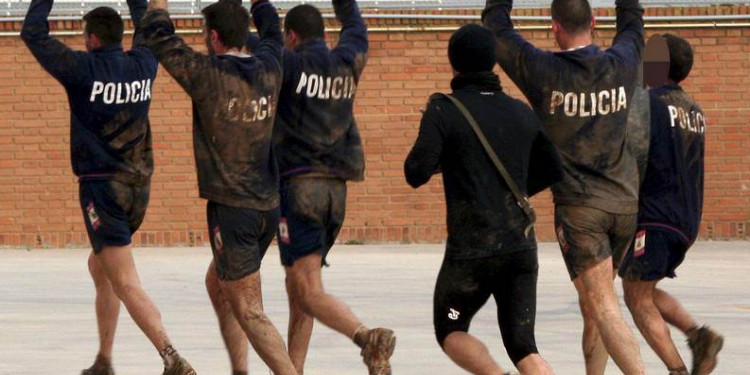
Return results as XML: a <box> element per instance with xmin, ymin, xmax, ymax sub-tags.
<box><xmin>1</xmin><ymin>242</ymin><xmax>748</xmax><ymax>374</ymax></box>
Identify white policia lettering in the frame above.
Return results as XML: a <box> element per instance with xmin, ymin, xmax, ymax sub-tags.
<box><xmin>295</xmin><ymin>71</ymin><xmax>357</xmax><ymax>100</ymax></box>
<box><xmin>668</xmin><ymin>105</ymin><xmax>706</xmax><ymax>134</ymax></box>
<box><xmin>226</xmin><ymin>95</ymin><xmax>275</xmax><ymax>124</ymax></box>
<box><xmin>89</xmin><ymin>79</ymin><xmax>152</xmax><ymax>104</ymax></box>
<box><xmin>549</xmin><ymin>86</ymin><xmax>628</xmax><ymax>117</ymax></box>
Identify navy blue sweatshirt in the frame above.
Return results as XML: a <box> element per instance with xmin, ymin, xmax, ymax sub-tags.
<box><xmin>405</xmin><ymin>73</ymin><xmax>563</xmax><ymax>259</ymax></box>
<box><xmin>638</xmin><ymin>84</ymin><xmax>705</xmax><ymax>243</ymax></box>
<box><xmin>21</xmin><ymin>0</ymin><xmax>157</xmax><ymax>186</ymax></box>
<box><xmin>140</xmin><ymin>0</ymin><xmax>283</xmax><ymax>210</ymax></box>
<box><xmin>267</xmin><ymin>0</ymin><xmax>368</xmax><ymax>181</ymax></box>
<box><xmin>483</xmin><ymin>0</ymin><xmax>645</xmax><ymax>214</ymax></box>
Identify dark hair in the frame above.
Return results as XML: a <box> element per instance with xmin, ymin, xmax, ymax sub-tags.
<box><xmin>284</xmin><ymin>4</ymin><xmax>324</xmax><ymax>41</ymax></box>
<box><xmin>551</xmin><ymin>0</ymin><xmax>593</xmax><ymax>34</ymax></box>
<box><xmin>663</xmin><ymin>34</ymin><xmax>694</xmax><ymax>83</ymax></box>
<box><xmin>83</xmin><ymin>7</ymin><xmax>124</xmax><ymax>45</ymax></box>
<box><xmin>202</xmin><ymin>0</ymin><xmax>250</xmax><ymax>49</ymax></box>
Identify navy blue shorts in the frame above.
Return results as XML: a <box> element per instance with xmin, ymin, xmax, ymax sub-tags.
<box><xmin>618</xmin><ymin>227</ymin><xmax>689</xmax><ymax>281</ymax></box>
<box><xmin>207</xmin><ymin>201</ymin><xmax>279</xmax><ymax>281</ymax></box>
<box><xmin>79</xmin><ymin>180</ymin><xmax>149</xmax><ymax>254</ymax></box>
<box><xmin>277</xmin><ymin>177</ymin><xmax>346</xmax><ymax>267</ymax></box>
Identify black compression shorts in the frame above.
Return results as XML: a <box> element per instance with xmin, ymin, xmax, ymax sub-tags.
<box><xmin>433</xmin><ymin>249</ymin><xmax>540</xmax><ymax>364</ymax></box>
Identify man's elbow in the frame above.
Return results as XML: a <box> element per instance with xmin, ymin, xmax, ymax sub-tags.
<box><xmin>20</xmin><ymin>24</ymin><xmax>36</xmax><ymax>43</ymax></box>
<box><xmin>404</xmin><ymin>161</ymin><xmax>430</xmax><ymax>188</ymax></box>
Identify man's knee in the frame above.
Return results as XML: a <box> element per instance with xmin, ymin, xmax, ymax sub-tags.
<box><xmin>87</xmin><ymin>254</ymin><xmax>106</xmax><ymax>283</ymax></box>
<box><xmin>238</xmin><ymin>305</ymin><xmax>267</xmax><ymax>324</ymax></box>
<box><xmin>439</xmin><ymin>330</ymin><xmax>462</xmax><ymax>351</ymax></box>
<box><xmin>109</xmin><ymin>278</ymin><xmax>140</xmax><ymax>300</ymax></box>
<box><xmin>285</xmin><ymin>265</ymin><xmax>323</xmax><ymax>313</ymax></box>
<box><xmin>287</xmin><ymin>281</ymin><xmax>320</xmax><ymax>315</ymax></box>
<box><xmin>622</xmin><ymin>280</ymin><xmax>652</xmax><ymax>311</ymax></box>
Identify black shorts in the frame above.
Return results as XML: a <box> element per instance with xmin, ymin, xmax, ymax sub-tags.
<box><xmin>207</xmin><ymin>201</ymin><xmax>279</xmax><ymax>281</ymax></box>
<box><xmin>79</xmin><ymin>180</ymin><xmax>149</xmax><ymax>254</ymax></box>
<box><xmin>555</xmin><ymin>205</ymin><xmax>637</xmax><ymax>280</ymax></box>
<box><xmin>277</xmin><ymin>177</ymin><xmax>346</xmax><ymax>267</ymax></box>
<box><xmin>618</xmin><ymin>227</ymin><xmax>689</xmax><ymax>281</ymax></box>
<box><xmin>433</xmin><ymin>250</ymin><xmax>539</xmax><ymax>365</ymax></box>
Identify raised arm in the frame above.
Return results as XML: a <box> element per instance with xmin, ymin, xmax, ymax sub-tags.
<box><xmin>250</xmin><ymin>0</ymin><xmax>283</xmax><ymax>75</ymax></box>
<box><xmin>482</xmin><ymin>0</ymin><xmax>552</xmax><ymax>102</ymax></box>
<box><xmin>21</xmin><ymin>0</ymin><xmax>84</xmax><ymax>86</ymax></box>
<box><xmin>608</xmin><ymin>0</ymin><xmax>645</xmax><ymax>61</ymax></box>
<box><xmin>128</xmin><ymin>0</ymin><xmax>149</xmax><ymax>46</ymax></box>
<box><xmin>128</xmin><ymin>0</ymin><xmax>148</xmax><ymax>30</ymax></box>
<box><xmin>405</xmin><ymin>101</ymin><xmax>446</xmax><ymax>188</ymax></box>
<box><xmin>139</xmin><ymin>1</ymin><xmax>210</xmax><ymax>94</ymax></box>
<box><xmin>331</xmin><ymin>0</ymin><xmax>368</xmax><ymax>75</ymax></box>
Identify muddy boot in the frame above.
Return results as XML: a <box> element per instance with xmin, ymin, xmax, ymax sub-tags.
<box><xmin>359</xmin><ymin>328</ymin><xmax>396</xmax><ymax>375</ymax></box>
<box><xmin>688</xmin><ymin>326</ymin><xmax>724</xmax><ymax>375</ymax></box>
<box><xmin>81</xmin><ymin>354</ymin><xmax>114</xmax><ymax>375</ymax></box>
<box><xmin>669</xmin><ymin>367</ymin><xmax>689</xmax><ymax>375</ymax></box>
<box><xmin>162</xmin><ymin>357</ymin><xmax>197</xmax><ymax>375</ymax></box>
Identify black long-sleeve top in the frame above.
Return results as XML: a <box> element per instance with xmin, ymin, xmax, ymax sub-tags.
<box><xmin>405</xmin><ymin>73</ymin><xmax>563</xmax><ymax>259</ymax></box>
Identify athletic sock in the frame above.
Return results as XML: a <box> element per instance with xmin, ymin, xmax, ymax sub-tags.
<box><xmin>352</xmin><ymin>324</ymin><xmax>369</xmax><ymax>348</ymax></box>
<box><xmin>159</xmin><ymin>345</ymin><xmax>180</xmax><ymax>369</ymax></box>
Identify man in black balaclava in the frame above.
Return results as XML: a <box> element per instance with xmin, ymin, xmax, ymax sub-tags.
<box><xmin>405</xmin><ymin>24</ymin><xmax>563</xmax><ymax>375</ymax></box>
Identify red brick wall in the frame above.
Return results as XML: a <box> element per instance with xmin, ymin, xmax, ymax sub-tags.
<box><xmin>0</xmin><ymin>7</ymin><xmax>748</xmax><ymax>248</ymax></box>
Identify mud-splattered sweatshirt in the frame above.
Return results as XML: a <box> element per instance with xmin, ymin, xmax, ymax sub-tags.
<box><xmin>141</xmin><ymin>0</ymin><xmax>282</xmax><ymax>209</ymax></box>
<box><xmin>483</xmin><ymin>0</ymin><xmax>645</xmax><ymax>214</ymax></box>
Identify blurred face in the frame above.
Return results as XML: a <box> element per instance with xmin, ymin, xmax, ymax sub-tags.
<box><xmin>643</xmin><ymin>35</ymin><xmax>671</xmax><ymax>88</ymax></box>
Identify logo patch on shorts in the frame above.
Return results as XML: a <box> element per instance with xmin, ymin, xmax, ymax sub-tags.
<box><xmin>86</xmin><ymin>202</ymin><xmax>101</xmax><ymax>231</ymax></box>
<box><xmin>212</xmin><ymin>226</ymin><xmax>224</xmax><ymax>252</ymax></box>
<box><xmin>448</xmin><ymin>308</ymin><xmax>460</xmax><ymax>321</ymax></box>
<box><xmin>634</xmin><ymin>230</ymin><xmax>646</xmax><ymax>258</ymax></box>
<box><xmin>279</xmin><ymin>218</ymin><xmax>290</xmax><ymax>244</ymax></box>
<box><xmin>557</xmin><ymin>225</ymin><xmax>570</xmax><ymax>254</ymax></box>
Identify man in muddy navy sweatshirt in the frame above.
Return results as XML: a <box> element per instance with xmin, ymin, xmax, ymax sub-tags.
<box><xmin>140</xmin><ymin>0</ymin><xmax>298</xmax><ymax>373</ymax></box>
<box><xmin>22</xmin><ymin>0</ymin><xmax>195</xmax><ymax>373</ymax></box>
<box><xmin>483</xmin><ymin>0</ymin><xmax>646</xmax><ymax>373</ymax></box>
